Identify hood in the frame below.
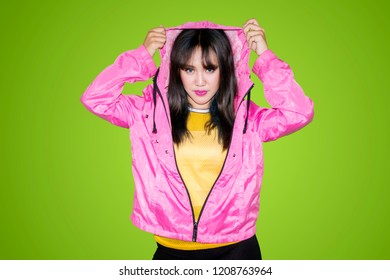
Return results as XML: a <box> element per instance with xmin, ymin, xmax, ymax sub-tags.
<box><xmin>156</xmin><ymin>21</ymin><xmax>253</xmax><ymax>110</ymax></box>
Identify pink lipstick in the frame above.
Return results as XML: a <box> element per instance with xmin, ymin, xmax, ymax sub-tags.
<box><xmin>194</xmin><ymin>90</ymin><xmax>207</xmax><ymax>96</ymax></box>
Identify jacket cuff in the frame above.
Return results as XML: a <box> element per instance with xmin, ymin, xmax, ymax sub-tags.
<box><xmin>123</xmin><ymin>45</ymin><xmax>157</xmax><ymax>79</ymax></box>
<box><xmin>252</xmin><ymin>49</ymin><xmax>277</xmax><ymax>76</ymax></box>
<box><xmin>135</xmin><ymin>44</ymin><xmax>158</xmax><ymax>77</ymax></box>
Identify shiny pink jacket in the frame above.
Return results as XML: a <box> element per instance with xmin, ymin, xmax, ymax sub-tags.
<box><xmin>81</xmin><ymin>21</ymin><xmax>314</xmax><ymax>243</ymax></box>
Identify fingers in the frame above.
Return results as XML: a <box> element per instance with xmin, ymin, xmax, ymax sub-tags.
<box><xmin>243</xmin><ymin>19</ymin><xmax>265</xmax><ymax>37</ymax></box>
<box><xmin>143</xmin><ymin>25</ymin><xmax>166</xmax><ymax>57</ymax></box>
<box><xmin>242</xmin><ymin>19</ymin><xmax>268</xmax><ymax>56</ymax></box>
<box><xmin>245</xmin><ymin>28</ymin><xmax>265</xmax><ymax>45</ymax></box>
<box><xmin>243</xmin><ymin>18</ymin><xmax>259</xmax><ymax>31</ymax></box>
<box><xmin>243</xmin><ymin>19</ymin><xmax>265</xmax><ymax>48</ymax></box>
<box><xmin>146</xmin><ymin>26</ymin><xmax>166</xmax><ymax>44</ymax></box>
<box><xmin>148</xmin><ymin>26</ymin><xmax>166</xmax><ymax>35</ymax></box>
<box><xmin>243</xmin><ymin>18</ymin><xmax>259</xmax><ymax>26</ymax></box>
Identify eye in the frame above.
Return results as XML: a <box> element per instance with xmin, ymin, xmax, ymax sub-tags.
<box><xmin>205</xmin><ymin>65</ymin><xmax>218</xmax><ymax>73</ymax></box>
<box><xmin>183</xmin><ymin>67</ymin><xmax>194</xmax><ymax>73</ymax></box>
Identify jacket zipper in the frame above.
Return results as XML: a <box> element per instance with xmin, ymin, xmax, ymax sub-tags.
<box><xmin>193</xmin><ymin>222</ymin><xmax>198</xmax><ymax>241</ymax></box>
<box><xmin>172</xmin><ymin>147</ymin><xmax>197</xmax><ymax>241</ymax></box>
<box><xmin>156</xmin><ymin>83</ymin><xmax>254</xmax><ymax>242</ymax></box>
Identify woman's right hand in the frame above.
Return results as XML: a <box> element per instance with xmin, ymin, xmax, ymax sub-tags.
<box><xmin>143</xmin><ymin>26</ymin><xmax>166</xmax><ymax>57</ymax></box>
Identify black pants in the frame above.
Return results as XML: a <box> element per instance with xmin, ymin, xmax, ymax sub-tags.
<box><xmin>153</xmin><ymin>235</ymin><xmax>262</xmax><ymax>260</ymax></box>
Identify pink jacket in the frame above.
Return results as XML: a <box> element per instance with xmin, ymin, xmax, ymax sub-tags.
<box><xmin>81</xmin><ymin>21</ymin><xmax>314</xmax><ymax>243</ymax></box>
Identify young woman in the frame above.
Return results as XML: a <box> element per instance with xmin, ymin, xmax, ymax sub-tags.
<box><xmin>81</xmin><ymin>19</ymin><xmax>314</xmax><ymax>260</ymax></box>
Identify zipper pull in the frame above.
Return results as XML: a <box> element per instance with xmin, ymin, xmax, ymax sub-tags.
<box><xmin>192</xmin><ymin>222</ymin><xmax>198</xmax><ymax>242</ymax></box>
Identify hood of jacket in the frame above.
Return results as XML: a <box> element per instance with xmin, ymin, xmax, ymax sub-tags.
<box><xmin>155</xmin><ymin>21</ymin><xmax>253</xmax><ymax>111</ymax></box>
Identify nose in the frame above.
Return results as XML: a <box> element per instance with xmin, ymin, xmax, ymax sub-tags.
<box><xmin>195</xmin><ymin>72</ymin><xmax>205</xmax><ymax>86</ymax></box>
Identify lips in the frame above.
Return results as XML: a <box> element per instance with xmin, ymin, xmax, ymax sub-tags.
<box><xmin>194</xmin><ymin>90</ymin><xmax>208</xmax><ymax>96</ymax></box>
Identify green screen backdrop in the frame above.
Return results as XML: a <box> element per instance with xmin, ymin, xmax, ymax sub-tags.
<box><xmin>1</xmin><ymin>0</ymin><xmax>389</xmax><ymax>259</ymax></box>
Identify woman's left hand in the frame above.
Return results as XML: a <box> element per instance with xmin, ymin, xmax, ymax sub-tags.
<box><xmin>243</xmin><ymin>19</ymin><xmax>269</xmax><ymax>56</ymax></box>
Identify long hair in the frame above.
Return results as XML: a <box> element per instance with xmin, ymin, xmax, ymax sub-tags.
<box><xmin>167</xmin><ymin>29</ymin><xmax>237</xmax><ymax>150</ymax></box>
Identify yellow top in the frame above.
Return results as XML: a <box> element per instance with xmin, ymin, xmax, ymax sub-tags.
<box><xmin>154</xmin><ymin>111</ymin><xmax>237</xmax><ymax>250</ymax></box>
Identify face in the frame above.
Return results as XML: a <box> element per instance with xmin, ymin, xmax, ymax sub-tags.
<box><xmin>180</xmin><ymin>47</ymin><xmax>220</xmax><ymax>110</ymax></box>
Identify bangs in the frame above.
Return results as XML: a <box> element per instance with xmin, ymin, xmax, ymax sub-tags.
<box><xmin>200</xmin><ymin>46</ymin><xmax>219</xmax><ymax>69</ymax></box>
<box><xmin>175</xmin><ymin>31</ymin><xmax>219</xmax><ymax>70</ymax></box>
<box><xmin>177</xmin><ymin>46</ymin><xmax>219</xmax><ymax>69</ymax></box>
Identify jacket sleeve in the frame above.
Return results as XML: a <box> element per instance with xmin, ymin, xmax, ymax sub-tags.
<box><xmin>80</xmin><ymin>45</ymin><xmax>158</xmax><ymax>128</ymax></box>
<box><xmin>252</xmin><ymin>49</ymin><xmax>314</xmax><ymax>142</ymax></box>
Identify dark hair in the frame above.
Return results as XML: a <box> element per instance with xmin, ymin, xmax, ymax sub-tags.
<box><xmin>167</xmin><ymin>29</ymin><xmax>237</xmax><ymax>150</ymax></box>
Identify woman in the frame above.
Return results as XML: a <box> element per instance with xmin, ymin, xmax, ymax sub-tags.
<box><xmin>81</xmin><ymin>19</ymin><xmax>314</xmax><ymax>260</ymax></box>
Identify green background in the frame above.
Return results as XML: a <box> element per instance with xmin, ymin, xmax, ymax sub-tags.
<box><xmin>1</xmin><ymin>0</ymin><xmax>389</xmax><ymax>260</ymax></box>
